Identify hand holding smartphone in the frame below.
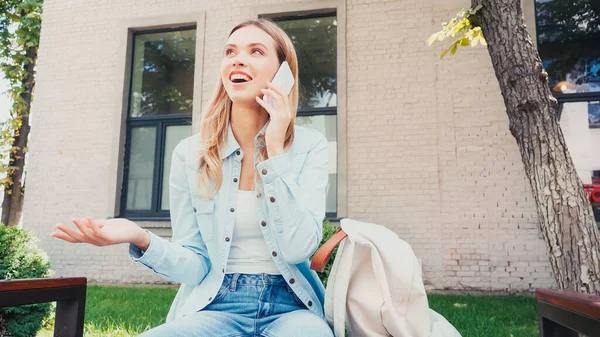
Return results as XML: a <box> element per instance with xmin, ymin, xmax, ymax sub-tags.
<box><xmin>263</xmin><ymin>61</ymin><xmax>295</xmax><ymax>110</ymax></box>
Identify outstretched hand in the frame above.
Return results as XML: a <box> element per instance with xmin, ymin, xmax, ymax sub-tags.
<box><xmin>51</xmin><ymin>217</ymin><xmax>149</xmax><ymax>249</ymax></box>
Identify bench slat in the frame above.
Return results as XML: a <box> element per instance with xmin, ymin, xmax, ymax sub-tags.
<box><xmin>0</xmin><ymin>277</ymin><xmax>87</xmax><ymax>292</ymax></box>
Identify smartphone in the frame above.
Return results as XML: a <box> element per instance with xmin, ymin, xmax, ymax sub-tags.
<box><xmin>263</xmin><ymin>61</ymin><xmax>295</xmax><ymax>109</ymax></box>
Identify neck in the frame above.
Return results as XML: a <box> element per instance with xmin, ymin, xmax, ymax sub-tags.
<box><xmin>230</xmin><ymin>101</ymin><xmax>268</xmax><ymax>148</ymax></box>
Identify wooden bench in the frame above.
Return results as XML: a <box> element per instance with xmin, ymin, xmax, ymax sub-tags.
<box><xmin>0</xmin><ymin>277</ymin><xmax>87</xmax><ymax>337</ymax></box>
<box><xmin>536</xmin><ymin>288</ymin><xmax>600</xmax><ymax>336</ymax></box>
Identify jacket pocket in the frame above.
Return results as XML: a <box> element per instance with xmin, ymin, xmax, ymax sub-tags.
<box><xmin>191</xmin><ymin>197</ymin><xmax>215</xmax><ymax>242</ymax></box>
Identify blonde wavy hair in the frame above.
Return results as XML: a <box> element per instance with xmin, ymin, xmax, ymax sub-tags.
<box><xmin>196</xmin><ymin>18</ymin><xmax>299</xmax><ymax>197</ymax></box>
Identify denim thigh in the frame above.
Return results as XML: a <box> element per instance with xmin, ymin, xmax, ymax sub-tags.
<box><xmin>137</xmin><ymin>273</ymin><xmax>327</xmax><ymax>337</ymax></box>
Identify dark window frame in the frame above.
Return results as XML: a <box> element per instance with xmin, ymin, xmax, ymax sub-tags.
<box><xmin>270</xmin><ymin>12</ymin><xmax>338</xmax><ymax>219</ymax></box>
<box><xmin>119</xmin><ymin>26</ymin><xmax>196</xmax><ymax>221</ymax></box>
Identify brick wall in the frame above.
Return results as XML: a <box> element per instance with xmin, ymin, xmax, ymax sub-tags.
<box><xmin>24</xmin><ymin>0</ymin><xmax>554</xmax><ymax>290</ymax></box>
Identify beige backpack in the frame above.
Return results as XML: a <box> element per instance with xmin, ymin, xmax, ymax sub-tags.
<box><xmin>311</xmin><ymin>218</ymin><xmax>461</xmax><ymax>337</ymax></box>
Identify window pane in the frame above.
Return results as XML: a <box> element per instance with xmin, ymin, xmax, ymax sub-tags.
<box><xmin>536</xmin><ymin>1</ymin><xmax>600</xmax><ymax>94</ymax></box>
<box><xmin>559</xmin><ymin>102</ymin><xmax>600</xmax><ymax>182</ymax></box>
<box><xmin>591</xmin><ymin>101</ymin><xmax>600</xmax><ymax>128</ymax></box>
<box><xmin>129</xmin><ymin>29</ymin><xmax>196</xmax><ymax>117</ymax></box>
<box><xmin>126</xmin><ymin>127</ymin><xmax>157</xmax><ymax>210</ymax></box>
<box><xmin>277</xmin><ymin>16</ymin><xmax>337</xmax><ymax>109</ymax></box>
<box><xmin>161</xmin><ymin>125</ymin><xmax>192</xmax><ymax>210</ymax></box>
<box><xmin>296</xmin><ymin>115</ymin><xmax>337</xmax><ymax>214</ymax></box>
<box><xmin>560</xmin><ymin>102</ymin><xmax>600</xmax><ymax>226</ymax></box>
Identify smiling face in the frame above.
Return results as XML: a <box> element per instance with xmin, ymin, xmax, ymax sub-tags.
<box><xmin>221</xmin><ymin>25</ymin><xmax>281</xmax><ymax>105</ymax></box>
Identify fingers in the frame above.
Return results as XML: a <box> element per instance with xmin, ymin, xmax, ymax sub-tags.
<box><xmin>272</xmin><ymin>82</ymin><xmax>290</xmax><ymax>110</ymax></box>
<box><xmin>78</xmin><ymin>218</ymin><xmax>108</xmax><ymax>246</ymax></box>
<box><xmin>266</xmin><ymin>81</ymin><xmax>288</xmax><ymax>103</ymax></box>
<box><xmin>260</xmin><ymin>88</ymin><xmax>284</xmax><ymax>110</ymax></box>
<box><xmin>255</xmin><ymin>95</ymin><xmax>274</xmax><ymax>115</ymax></box>
<box><xmin>55</xmin><ymin>221</ymin><xmax>87</xmax><ymax>242</ymax></box>
<box><xmin>264</xmin><ymin>82</ymin><xmax>288</xmax><ymax>106</ymax></box>
<box><xmin>72</xmin><ymin>218</ymin><xmax>95</xmax><ymax>241</ymax></box>
<box><xmin>84</xmin><ymin>218</ymin><xmax>105</xmax><ymax>229</ymax></box>
<box><xmin>260</xmin><ymin>89</ymin><xmax>289</xmax><ymax>120</ymax></box>
<box><xmin>87</xmin><ymin>217</ymin><xmax>103</xmax><ymax>235</ymax></box>
<box><xmin>51</xmin><ymin>229</ymin><xmax>80</xmax><ymax>243</ymax></box>
<box><xmin>52</xmin><ymin>218</ymin><xmax>106</xmax><ymax>246</ymax></box>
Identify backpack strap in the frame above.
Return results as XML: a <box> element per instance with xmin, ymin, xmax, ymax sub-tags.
<box><xmin>310</xmin><ymin>228</ymin><xmax>348</xmax><ymax>272</ymax></box>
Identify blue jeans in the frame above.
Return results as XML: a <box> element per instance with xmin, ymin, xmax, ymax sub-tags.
<box><xmin>138</xmin><ymin>273</ymin><xmax>333</xmax><ymax>337</ymax></box>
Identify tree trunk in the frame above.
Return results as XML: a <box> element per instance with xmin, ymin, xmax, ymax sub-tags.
<box><xmin>1</xmin><ymin>45</ymin><xmax>36</xmax><ymax>227</ymax></box>
<box><xmin>471</xmin><ymin>0</ymin><xmax>600</xmax><ymax>294</ymax></box>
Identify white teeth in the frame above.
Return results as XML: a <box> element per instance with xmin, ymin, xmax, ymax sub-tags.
<box><xmin>230</xmin><ymin>73</ymin><xmax>251</xmax><ymax>82</ymax></box>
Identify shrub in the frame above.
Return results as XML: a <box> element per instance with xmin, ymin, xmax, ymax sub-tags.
<box><xmin>0</xmin><ymin>225</ymin><xmax>53</xmax><ymax>337</ymax></box>
<box><xmin>314</xmin><ymin>220</ymin><xmax>340</xmax><ymax>287</ymax></box>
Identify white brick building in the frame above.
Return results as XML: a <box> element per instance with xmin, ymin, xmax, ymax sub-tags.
<box><xmin>23</xmin><ymin>0</ymin><xmax>600</xmax><ymax>291</ymax></box>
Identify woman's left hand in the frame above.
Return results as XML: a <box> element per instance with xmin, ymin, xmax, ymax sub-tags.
<box><xmin>256</xmin><ymin>81</ymin><xmax>292</xmax><ymax>158</ymax></box>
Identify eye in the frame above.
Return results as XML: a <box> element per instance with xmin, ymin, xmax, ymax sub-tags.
<box><xmin>225</xmin><ymin>48</ymin><xmax>235</xmax><ymax>56</ymax></box>
<box><xmin>251</xmin><ymin>48</ymin><xmax>264</xmax><ymax>55</ymax></box>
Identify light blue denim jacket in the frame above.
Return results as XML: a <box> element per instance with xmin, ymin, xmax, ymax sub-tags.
<box><xmin>129</xmin><ymin>121</ymin><xmax>329</xmax><ymax>322</ymax></box>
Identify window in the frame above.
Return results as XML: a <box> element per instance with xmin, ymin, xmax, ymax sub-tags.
<box><xmin>535</xmin><ymin>1</ymin><xmax>600</xmax><ymax>226</ymax></box>
<box><xmin>120</xmin><ymin>27</ymin><xmax>196</xmax><ymax>219</ymax></box>
<box><xmin>535</xmin><ymin>0</ymin><xmax>600</xmax><ymax>100</ymax></box>
<box><xmin>274</xmin><ymin>13</ymin><xmax>338</xmax><ymax>218</ymax></box>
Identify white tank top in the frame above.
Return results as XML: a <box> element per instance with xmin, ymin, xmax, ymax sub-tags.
<box><xmin>226</xmin><ymin>190</ymin><xmax>281</xmax><ymax>275</ymax></box>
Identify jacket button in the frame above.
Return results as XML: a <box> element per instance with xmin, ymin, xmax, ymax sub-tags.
<box><xmin>262</xmin><ymin>169</ymin><xmax>268</xmax><ymax>175</ymax></box>
<box><xmin>308</xmin><ymin>301</ymin><xmax>313</xmax><ymax>306</ymax></box>
<box><xmin>233</xmin><ymin>178</ymin><xmax>238</xmax><ymax>183</ymax></box>
<box><xmin>222</xmin><ymin>269</ymin><xmax>225</xmax><ymax>273</ymax></box>
<box><xmin>193</xmin><ymin>207</ymin><xmax>197</xmax><ymax>213</ymax></box>
<box><xmin>225</xmin><ymin>237</ymin><xmax>230</xmax><ymax>242</ymax></box>
<box><xmin>230</xmin><ymin>208</ymin><xmax>235</xmax><ymax>212</ymax></box>
<box><xmin>256</xmin><ymin>193</ymin><xmax>262</xmax><ymax>198</ymax></box>
<box><xmin>272</xmin><ymin>251</ymin><xmax>277</xmax><ymax>257</ymax></box>
<box><xmin>261</xmin><ymin>221</ymin><xmax>266</xmax><ymax>227</ymax></box>
<box><xmin>270</xmin><ymin>197</ymin><xmax>276</xmax><ymax>203</ymax></box>
<box><xmin>208</xmin><ymin>297</ymin><xmax>213</xmax><ymax>301</ymax></box>
<box><xmin>289</xmin><ymin>278</ymin><xmax>295</xmax><ymax>284</ymax></box>
<box><xmin>236</xmin><ymin>150</ymin><xmax>241</xmax><ymax>155</ymax></box>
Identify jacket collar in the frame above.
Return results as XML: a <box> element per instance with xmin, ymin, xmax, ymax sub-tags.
<box><xmin>219</xmin><ymin>120</ymin><xmax>270</xmax><ymax>159</ymax></box>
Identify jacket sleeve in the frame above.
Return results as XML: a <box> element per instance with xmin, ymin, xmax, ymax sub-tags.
<box><xmin>255</xmin><ymin>133</ymin><xmax>329</xmax><ymax>264</ymax></box>
<box><xmin>129</xmin><ymin>141</ymin><xmax>212</xmax><ymax>285</ymax></box>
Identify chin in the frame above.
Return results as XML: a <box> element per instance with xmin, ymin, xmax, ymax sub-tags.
<box><xmin>229</xmin><ymin>94</ymin><xmax>258</xmax><ymax>106</ymax></box>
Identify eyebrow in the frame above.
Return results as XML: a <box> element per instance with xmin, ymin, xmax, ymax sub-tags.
<box><xmin>225</xmin><ymin>43</ymin><xmax>269</xmax><ymax>50</ymax></box>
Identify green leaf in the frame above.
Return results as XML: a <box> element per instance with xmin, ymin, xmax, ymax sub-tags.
<box><xmin>441</xmin><ymin>47</ymin><xmax>451</xmax><ymax>59</ymax></box>
<box><xmin>427</xmin><ymin>33</ymin><xmax>438</xmax><ymax>46</ymax></box>
<box><xmin>427</xmin><ymin>4</ymin><xmax>486</xmax><ymax>59</ymax></box>
<box><xmin>450</xmin><ymin>42</ymin><xmax>459</xmax><ymax>55</ymax></box>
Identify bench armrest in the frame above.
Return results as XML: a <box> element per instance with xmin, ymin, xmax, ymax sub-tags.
<box><xmin>0</xmin><ymin>277</ymin><xmax>87</xmax><ymax>337</ymax></box>
<box><xmin>536</xmin><ymin>288</ymin><xmax>600</xmax><ymax>337</ymax></box>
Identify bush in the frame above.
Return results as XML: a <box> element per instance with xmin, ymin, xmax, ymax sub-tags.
<box><xmin>314</xmin><ymin>221</ymin><xmax>340</xmax><ymax>287</ymax></box>
<box><xmin>0</xmin><ymin>225</ymin><xmax>53</xmax><ymax>337</ymax></box>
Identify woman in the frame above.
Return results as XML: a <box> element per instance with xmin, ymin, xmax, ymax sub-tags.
<box><xmin>51</xmin><ymin>18</ymin><xmax>333</xmax><ymax>337</ymax></box>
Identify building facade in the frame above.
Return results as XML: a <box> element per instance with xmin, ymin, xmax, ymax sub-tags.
<box><xmin>23</xmin><ymin>0</ymin><xmax>599</xmax><ymax>291</ymax></box>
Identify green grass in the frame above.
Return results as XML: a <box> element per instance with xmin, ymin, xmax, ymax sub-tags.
<box><xmin>38</xmin><ymin>285</ymin><xmax>177</xmax><ymax>337</ymax></box>
<box><xmin>37</xmin><ymin>286</ymin><xmax>538</xmax><ymax>337</ymax></box>
<box><xmin>428</xmin><ymin>293</ymin><xmax>538</xmax><ymax>337</ymax></box>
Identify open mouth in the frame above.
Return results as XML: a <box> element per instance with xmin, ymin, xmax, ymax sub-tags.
<box><xmin>230</xmin><ymin>73</ymin><xmax>253</xmax><ymax>83</ymax></box>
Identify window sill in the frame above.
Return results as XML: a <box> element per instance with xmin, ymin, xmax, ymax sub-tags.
<box><xmin>111</xmin><ymin>216</ymin><xmax>170</xmax><ymax>221</ymax></box>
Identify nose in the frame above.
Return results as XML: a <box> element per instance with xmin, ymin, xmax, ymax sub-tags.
<box><xmin>232</xmin><ymin>58</ymin><xmax>246</xmax><ymax>67</ymax></box>
<box><xmin>231</xmin><ymin>53</ymin><xmax>248</xmax><ymax>67</ymax></box>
